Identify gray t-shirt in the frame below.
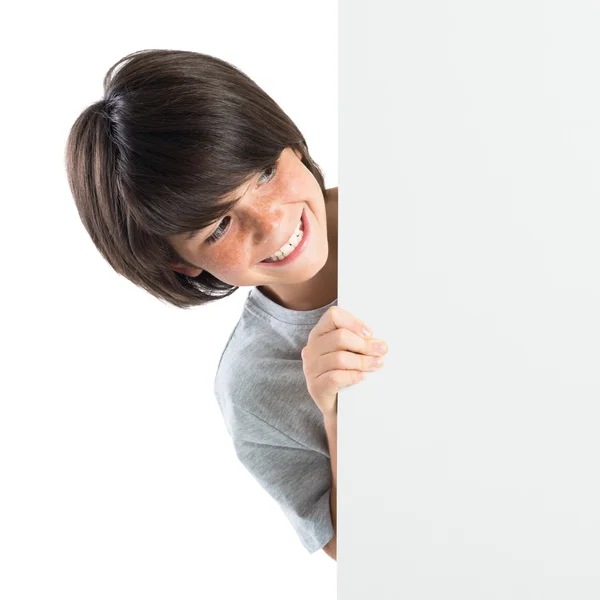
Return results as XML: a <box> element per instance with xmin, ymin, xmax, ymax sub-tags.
<box><xmin>213</xmin><ymin>286</ymin><xmax>338</xmax><ymax>554</ymax></box>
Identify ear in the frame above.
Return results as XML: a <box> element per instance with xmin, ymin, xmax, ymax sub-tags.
<box><xmin>169</xmin><ymin>262</ymin><xmax>203</xmax><ymax>278</ymax></box>
<box><xmin>293</xmin><ymin>147</ymin><xmax>303</xmax><ymax>160</ymax></box>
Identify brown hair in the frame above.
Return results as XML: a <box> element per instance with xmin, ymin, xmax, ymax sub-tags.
<box><xmin>65</xmin><ymin>49</ymin><xmax>329</xmax><ymax>309</ymax></box>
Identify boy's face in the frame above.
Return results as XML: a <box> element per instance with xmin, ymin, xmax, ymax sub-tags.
<box><xmin>168</xmin><ymin>147</ymin><xmax>329</xmax><ymax>289</ymax></box>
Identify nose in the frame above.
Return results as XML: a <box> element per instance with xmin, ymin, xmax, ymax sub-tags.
<box><xmin>239</xmin><ymin>203</ymin><xmax>285</xmax><ymax>246</ymax></box>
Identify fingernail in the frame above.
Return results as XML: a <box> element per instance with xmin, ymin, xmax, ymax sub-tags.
<box><xmin>362</xmin><ymin>327</ymin><xmax>372</xmax><ymax>338</ymax></box>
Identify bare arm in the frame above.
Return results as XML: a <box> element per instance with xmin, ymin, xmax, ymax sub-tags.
<box><xmin>323</xmin><ymin>414</ymin><xmax>338</xmax><ymax>561</ymax></box>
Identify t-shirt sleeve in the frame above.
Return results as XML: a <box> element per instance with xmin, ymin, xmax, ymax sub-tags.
<box><xmin>225</xmin><ymin>401</ymin><xmax>335</xmax><ymax>554</ymax></box>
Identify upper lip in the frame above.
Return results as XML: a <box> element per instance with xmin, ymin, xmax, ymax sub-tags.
<box><xmin>261</xmin><ymin>211</ymin><xmax>303</xmax><ymax>262</ymax></box>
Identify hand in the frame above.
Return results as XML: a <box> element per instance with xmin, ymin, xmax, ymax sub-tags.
<box><xmin>301</xmin><ymin>306</ymin><xmax>388</xmax><ymax>420</ymax></box>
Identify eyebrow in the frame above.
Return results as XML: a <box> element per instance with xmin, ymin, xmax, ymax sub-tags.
<box><xmin>185</xmin><ymin>209</ymin><xmax>231</xmax><ymax>242</ymax></box>
<box><xmin>185</xmin><ymin>185</ymin><xmax>250</xmax><ymax>241</ymax></box>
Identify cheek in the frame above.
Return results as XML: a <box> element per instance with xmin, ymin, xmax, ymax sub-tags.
<box><xmin>274</xmin><ymin>163</ymin><xmax>308</xmax><ymax>199</ymax></box>
<box><xmin>207</xmin><ymin>246</ymin><xmax>250</xmax><ymax>277</ymax></box>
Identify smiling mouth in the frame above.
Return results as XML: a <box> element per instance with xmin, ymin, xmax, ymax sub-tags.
<box><xmin>260</xmin><ymin>211</ymin><xmax>305</xmax><ymax>263</ymax></box>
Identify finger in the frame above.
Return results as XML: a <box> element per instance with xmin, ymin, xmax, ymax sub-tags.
<box><xmin>308</xmin><ymin>306</ymin><xmax>373</xmax><ymax>344</ymax></box>
<box><xmin>313</xmin><ymin>350</ymin><xmax>384</xmax><ymax>379</ymax></box>
<box><xmin>309</xmin><ymin>327</ymin><xmax>385</xmax><ymax>362</ymax></box>
<box><xmin>314</xmin><ymin>368</ymin><xmax>367</xmax><ymax>398</ymax></box>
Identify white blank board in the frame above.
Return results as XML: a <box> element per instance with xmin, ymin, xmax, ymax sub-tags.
<box><xmin>339</xmin><ymin>1</ymin><xmax>600</xmax><ymax>597</ymax></box>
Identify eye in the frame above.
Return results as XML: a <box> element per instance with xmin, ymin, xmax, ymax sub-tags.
<box><xmin>204</xmin><ymin>162</ymin><xmax>278</xmax><ymax>245</ymax></box>
<box><xmin>257</xmin><ymin>163</ymin><xmax>277</xmax><ymax>185</ymax></box>
<box><xmin>205</xmin><ymin>216</ymin><xmax>230</xmax><ymax>245</ymax></box>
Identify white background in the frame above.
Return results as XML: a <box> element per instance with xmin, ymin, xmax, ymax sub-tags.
<box><xmin>4</xmin><ymin>2</ymin><xmax>599</xmax><ymax>598</ymax></box>
<box><xmin>339</xmin><ymin>1</ymin><xmax>600</xmax><ymax>597</ymax></box>
<box><xmin>1</xmin><ymin>2</ymin><xmax>337</xmax><ymax>598</ymax></box>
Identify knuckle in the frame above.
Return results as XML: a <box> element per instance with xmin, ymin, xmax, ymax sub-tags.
<box><xmin>342</xmin><ymin>328</ymin><xmax>355</xmax><ymax>347</ymax></box>
<box><xmin>329</xmin><ymin>371</ymin><xmax>343</xmax><ymax>387</ymax></box>
<box><xmin>334</xmin><ymin>328</ymin><xmax>347</xmax><ymax>347</ymax></box>
<box><xmin>336</xmin><ymin>370</ymin><xmax>348</xmax><ymax>387</ymax></box>
<box><xmin>332</xmin><ymin>353</ymin><xmax>346</xmax><ymax>369</ymax></box>
<box><xmin>329</xmin><ymin>305</ymin><xmax>343</xmax><ymax>323</ymax></box>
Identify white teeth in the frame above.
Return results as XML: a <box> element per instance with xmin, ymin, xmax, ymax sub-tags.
<box><xmin>264</xmin><ymin>217</ymin><xmax>304</xmax><ymax>262</ymax></box>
